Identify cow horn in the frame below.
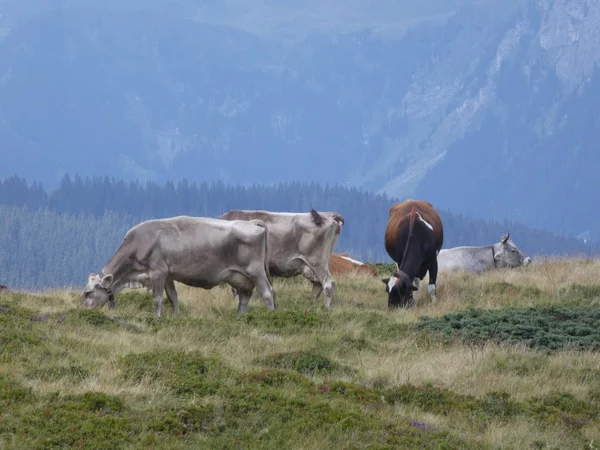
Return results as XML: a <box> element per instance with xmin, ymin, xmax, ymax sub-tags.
<box><xmin>310</xmin><ymin>209</ymin><xmax>324</xmax><ymax>226</ymax></box>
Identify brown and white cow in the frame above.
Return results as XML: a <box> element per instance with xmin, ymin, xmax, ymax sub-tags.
<box><xmin>83</xmin><ymin>216</ymin><xmax>276</xmax><ymax>317</ymax></box>
<box><xmin>330</xmin><ymin>253</ymin><xmax>378</xmax><ymax>277</ymax></box>
<box><xmin>220</xmin><ymin>209</ymin><xmax>344</xmax><ymax>308</ymax></box>
<box><xmin>382</xmin><ymin>199</ymin><xmax>444</xmax><ymax>308</ymax></box>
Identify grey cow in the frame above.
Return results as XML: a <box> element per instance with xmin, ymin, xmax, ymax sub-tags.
<box><xmin>220</xmin><ymin>209</ymin><xmax>344</xmax><ymax>308</ymax></box>
<box><xmin>437</xmin><ymin>232</ymin><xmax>532</xmax><ymax>275</ymax></box>
<box><xmin>83</xmin><ymin>216</ymin><xmax>276</xmax><ymax>316</ymax></box>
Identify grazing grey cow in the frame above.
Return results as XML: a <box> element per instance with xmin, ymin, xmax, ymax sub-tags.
<box><xmin>220</xmin><ymin>209</ymin><xmax>344</xmax><ymax>308</ymax></box>
<box><xmin>83</xmin><ymin>216</ymin><xmax>276</xmax><ymax>316</ymax></box>
<box><xmin>437</xmin><ymin>232</ymin><xmax>532</xmax><ymax>275</ymax></box>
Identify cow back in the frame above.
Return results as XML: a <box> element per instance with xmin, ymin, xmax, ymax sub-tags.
<box><xmin>384</xmin><ymin>200</ymin><xmax>443</xmax><ymax>259</ymax></box>
<box><xmin>329</xmin><ymin>253</ymin><xmax>377</xmax><ymax>277</ymax></box>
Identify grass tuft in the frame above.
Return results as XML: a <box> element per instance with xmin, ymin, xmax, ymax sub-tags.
<box><xmin>256</xmin><ymin>351</ymin><xmax>338</xmax><ymax>375</ymax></box>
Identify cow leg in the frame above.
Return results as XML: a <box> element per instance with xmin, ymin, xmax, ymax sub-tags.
<box><xmin>322</xmin><ymin>275</ymin><xmax>336</xmax><ymax>309</ymax></box>
<box><xmin>427</xmin><ymin>259</ymin><xmax>439</xmax><ymax>304</ymax></box>
<box><xmin>301</xmin><ymin>264</ymin><xmax>322</xmax><ymax>301</ymax></box>
<box><xmin>311</xmin><ymin>282</ymin><xmax>323</xmax><ymax>301</ymax></box>
<box><xmin>314</xmin><ymin>270</ymin><xmax>336</xmax><ymax>309</ymax></box>
<box><xmin>315</xmin><ymin>273</ymin><xmax>336</xmax><ymax>309</ymax></box>
<box><xmin>151</xmin><ymin>275</ymin><xmax>167</xmax><ymax>317</ymax></box>
<box><xmin>164</xmin><ymin>279</ymin><xmax>180</xmax><ymax>314</ymax></box>
<box><xmin>301</xmin><ymin>263</ymin><xmax>335</xmax><ymax>308</ymax></box>
<box><xmin>237</xmin><ymin>290</ymin><xmax>252</xmax><ymax>314</ymax></box>
<box><xmin>252</xmin><ymin>276</ymin><xmax>277</xmax><ymax>311</ymax></box>
<box><xmin>230</xmin><ymin>287</ymin><xmax>241</xmax><ymax>306</ymax></box>
<box><xmin>244</xmin><ymin>261</ymin><xmax>277</xmax><ymax>311</ymax></box>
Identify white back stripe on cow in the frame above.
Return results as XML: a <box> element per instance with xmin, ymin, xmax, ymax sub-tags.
<box><xmin>416</xmin><ymin>212</ymin><xmax>433</xmax><ymax>231</ymax></box>
<box><xmin>339</xmin><ymin>255</ymin><xmax>365</xmax><ymax>266</ymax></box>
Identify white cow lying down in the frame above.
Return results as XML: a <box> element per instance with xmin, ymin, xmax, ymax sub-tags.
<box><xmin>437</xmin><ymin>232</ymin><xmax>532</xmax><ymax>275</ymax></box>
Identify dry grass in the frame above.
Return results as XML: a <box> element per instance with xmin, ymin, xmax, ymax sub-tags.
<box><xmin>1</xmin><ymin>258</ymin><xmax>599</xmax><ymax>449</ymax></box>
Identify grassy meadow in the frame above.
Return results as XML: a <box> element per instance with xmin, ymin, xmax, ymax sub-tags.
<box><xmin>1</xmin><ymin>258</ymin><xmax>600</xmax><ymax>449</ymax></box>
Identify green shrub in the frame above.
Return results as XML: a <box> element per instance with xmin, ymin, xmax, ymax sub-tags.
<box><xmin>1</xmin><ymin>392</ymin><xmax>133</xmax><ymax>450</ymax></box>
<box><xmin>65</xmin><ymin>309</ymin><xmax>121</xmax><ymax>329</ymax></box>
<box><xmin>120</xmin><ymin>351</ymin><xmax>224</xmax><ymax>396</ymax></box>
<box><xmin>419</xmin><ymin>306</ymin><xmax>600</xmax><ymax>351</ymax></box>
<box><xmin>243</xmin><ymin>369</ymin><xmax>314</xmax><ymax>388</ymax></box>
<box><xmin>0</xmin><ymin>303</ymin><xmax>47</xmax><ymax>359</ymax></box>
<box><xmin>372</xmin><ymin>262</ymin><xmax>397</xmax><ymax>277</ymax></box>
<box><xmin>147</xmin><ymin>405</ymin><xmax>216</xmax><ymax>436</ymax></box>
<box><xmin>65</xmin><ymin>309</ymin><xmax>140</xmax><ymax>332</ymax></box>
<box><xmin>25</xmin><ymin>364</ymin><xmax>89</xmax><ymax>382</ymax></box>
<box><xmin>237</xmin><ymin>309</ymin><xmax>332</xmax><ymax>334</ymax></box>
<box><xmin>256</xmin><ymin>351</ymin><xmax>337</xmax><ymax>375</ymax></box>
<box><xmin>114</xmin><ymin>290</ymin><xmax>154</xmax><ymax>311</ymax></box>
<box><xmin>0</xmin><ymin>376</ymin><xmax>35</xmax><ymax>407</ymax></box>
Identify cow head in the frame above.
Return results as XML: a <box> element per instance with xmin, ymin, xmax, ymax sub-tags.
<box><xmin>492</xmin><ymin>232</ymin><xmax>532</xmax><ymax>268</ymax></box>
<box><xmin>82</xmin><ymin>273</ymin><xmax>115</xmax><ymax>309</ymax></box>
<box><xmin>382</xmin><ymin>271</ymin><xmax>417</xmax><ymax>308</ymax></box>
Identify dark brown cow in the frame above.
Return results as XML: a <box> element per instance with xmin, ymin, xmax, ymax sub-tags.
<box><xmin>0</xmin><ymin>284</ymin><xmax>7</xmax><ymax>293</ymax></box>
<box><xmin>330</xmin><ymin>253</ymin><xmax>378</xmax><ymax>277</ymax></box>
<box><xmin>382</xmin><ymin>199</ymin><xmax>443</xmax><ymax>308</ymax></box>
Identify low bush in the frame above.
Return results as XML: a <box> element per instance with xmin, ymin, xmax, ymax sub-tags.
<box><xmin>419</xmin><ymin>306</ymin><xmax>600</xmax><ymax>351</ymax></box>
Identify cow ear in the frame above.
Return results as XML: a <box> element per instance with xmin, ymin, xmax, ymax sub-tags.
<box><xmin>412</xmin><ymin>285</ymin><xmax>419</xmax><ymax>291</ymax></box>
<box><xmin>381</xmin><ymin>277</ymin><xmax>390</xmax><ymax>285</ymax></box>
<box><xmin>100</xmin><ymin>274</ymin><xmax>114</xmax><ymax>290</ymax></box>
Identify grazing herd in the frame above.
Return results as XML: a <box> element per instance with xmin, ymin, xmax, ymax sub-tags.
<box><xmin>82</xmin><ymin>199</ymin><xmax>532</xmax><ymax>316</ymax></box>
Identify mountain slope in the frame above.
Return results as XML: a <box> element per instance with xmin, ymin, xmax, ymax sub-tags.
<box><xmin>0</xmin><ymin>0</ymin><xmax>598</xmax><ymax>239</ymax></box>
<box><xmin>415</xmin><ymin>0</ymin><xmax>600</xmax><ymax>238</ymax></box>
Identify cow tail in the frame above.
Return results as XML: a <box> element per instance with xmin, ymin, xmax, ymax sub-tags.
<box><xmin>251</xmin><ymin>219</ymin><xmax>272</xmax><ymax>283</ymax></box>
<box><xmin>409</xmin><ymin>206</ymin><xmax>416</xmax><ymax>234</ymax></box>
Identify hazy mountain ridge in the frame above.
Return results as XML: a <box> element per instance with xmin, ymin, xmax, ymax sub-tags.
<box><xmin>417</xmin><ymin>0</ymin><xmax>600</xmax><ymax>239</ymax></box>
<box><xmin>0</xmin><ymin>0</ymin><xmax>598</xmax><ymax>240</ymax></box>
<box><xmin>1</xmin><ymin>175</ymin><xmax>596</xmax><ymax>289</ymax></box>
